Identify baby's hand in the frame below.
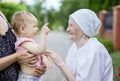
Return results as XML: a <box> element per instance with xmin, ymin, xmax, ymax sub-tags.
<box><xmin>41</xmin><ymin>23</ymin><xmax>50</xmax><ymax>35</ymax></box>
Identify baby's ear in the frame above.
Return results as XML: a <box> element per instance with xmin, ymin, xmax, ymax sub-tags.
<box><xmin>20</xmin><ymin>25</ymin><xmax>25</xmax><ymax>33</ymax></box>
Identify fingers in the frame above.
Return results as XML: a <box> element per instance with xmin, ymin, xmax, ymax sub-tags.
<box><xmin>45</xmin><ymin>50</ymin><xmax>57</xmax><ymax>58</ymax></box>
<box><xmin>42</xmin><ymin>55</ymin><xmax>51</xmax><ymax>68</ymax></box>
<box><xmin>28</xmin><ymin>54</ymin><xmax>37</xmax><ymax>61</ymax></box>
<box><xmin>17</xmin><ymin>50</ymin><xmax>38</xmax><ymax>67</ymax></box>
<box><xmin>34</xmin><ymin>64</ymin><xmax>46</xmax><ymax>77</ymax></box>
<box><xmin>17</xmin><ymin>50</ymin><xmax>28</xmax><ymax>57</ymax></box>
<box><xmin>44</xmin><ymin>50</ymin><xmax>53</xmax><ymax>55</ymax></box>
<box><xmin>24</xmin><ymin>62</ymin><xmax>35</xmax><ymax>67</ymax></box>
<box><xmin>41</xmin><ymin>23</ymin><xmax>50</xmax><ymax>35</ymax></box>
<box><xmin>26</xmin><ymin>54</ymin><xmax>37</xmax><ymax>66</ymax></box>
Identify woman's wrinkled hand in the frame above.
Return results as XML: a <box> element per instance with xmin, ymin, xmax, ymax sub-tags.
<box><xmin>45</xmin><ymin>50</ymin><xmax>64</xmax><ymax>67</ymax></box>
<box><xmin>42</xmin><ymin>55</ymin><xmax>51</xmax><ymax>68</ymax></box>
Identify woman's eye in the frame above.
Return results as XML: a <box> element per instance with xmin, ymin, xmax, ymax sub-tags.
<box><xmin>70</xmin><ymin>24</ymin><xmax>73</xmax><ymax>27</ymax></box>
<box><xmin>33</xmin><ymin>25</ymin><xmax>37</xmax><ymax>27</ymax></box>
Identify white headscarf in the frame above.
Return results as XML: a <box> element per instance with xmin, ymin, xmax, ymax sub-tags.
<box><xmin>70</xmin><ymin>9</ymin><xmax>102</xmax><ymax>37</ymax></box>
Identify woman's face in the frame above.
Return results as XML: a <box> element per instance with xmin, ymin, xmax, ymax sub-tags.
<box><xmin>66</xmin><ymin>17</ymin><xmax>84</xmax><ymax>41</ymax></box>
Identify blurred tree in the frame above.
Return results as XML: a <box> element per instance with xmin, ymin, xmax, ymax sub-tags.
<box><xmin>0</xmin><ymin>2</ymin><xmax>27</xmax><ymax>22</ymax></box>
<box><xmin>26</xmin><ymin>0</ymin><xmax>60</xmax><ymax>30</ymax></box>
<box><xmin>58</xmin><ymin>0</ymin><xmax>89</xmax><ymax>29</ymax></box>
<box><xmin>48</xmin><ymin>8</ymin><xmax>60</xmax><ymax>30</ymax></box>
<box><xmin>58</xmin><ymin>0</ymin><xmax>120</xmax><ymax>30</ymax></box>
<box><xmin>89</xmin><ymin>0</ymin><xmax>120</xmax><ymax>12</ymax></box>
<box><xmin>26</xmin><ymin>0</ymin><xmax>44</xmax><ymax>30</ymax></box>
<box><xmin>2</xmin><ymin>0</ymin><xmax>119</xmax><ymax>30</ymax></box>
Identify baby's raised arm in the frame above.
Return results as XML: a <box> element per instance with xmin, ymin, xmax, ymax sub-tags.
<box><xmin>38</xmin><ymin>23</ymin><xmax>49</xmax><ymax>53</ymax></box>
<box><xmin>20</xmin><ymin>23</ymin><xmax>50</xmax><ymax>55</ymax></box>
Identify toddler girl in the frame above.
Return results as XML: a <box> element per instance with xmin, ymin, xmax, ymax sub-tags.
<box><xmin>12</xmin><ymin>11</ymin><xmax>51</xmax><ymax>81</ymax></box>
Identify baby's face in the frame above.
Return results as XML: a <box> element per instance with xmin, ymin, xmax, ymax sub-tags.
<box><xmin>24</xmin><ymin>17</ymin><xmax>38</xmax><ymax>38</ymax></box>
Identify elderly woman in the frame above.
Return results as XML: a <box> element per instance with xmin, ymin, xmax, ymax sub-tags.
<box><xmin>46</xmin><ymin>9</ymin><xmax>113</xmax><ymax>81</ymax></box>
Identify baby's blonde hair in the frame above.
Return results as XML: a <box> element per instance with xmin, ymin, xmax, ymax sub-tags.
<box><xmin>11</xmin><ymin>11</ymin><xmax>37</xmax><ymax>34</ymax></box>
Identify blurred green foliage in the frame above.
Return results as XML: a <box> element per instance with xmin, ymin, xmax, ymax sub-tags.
<box><xmin>1</xmin><ymin>0</ymin><xmax>120</xmax><ymax>30</ymax></box>
<box><xmin>111</xmin><ymin>52</ymin><xmax>120</xmax><ymax>81</ymax></box>
<box><xmin>97</xmin><ymin>36</ymin><xmax>113</xmax><ymax>53</ymax></box>
<box><xmin>0</xmin><ymin>2</ymin><xmax>27</xmax><ymax>22</ymax></box>
<box><xmin>26</xmin><ymin>0</ymin><xmax>60</xmax><ymax>30</ymax></box>
<box><xmin>59</xmin><ymin>0</ymin><xmax>120</xmax><ymax>29</ymax></box>
<box><xmin>26</xmin><ymin>1</ymin><xmax>44</xmax><ymax>31</ymax></box>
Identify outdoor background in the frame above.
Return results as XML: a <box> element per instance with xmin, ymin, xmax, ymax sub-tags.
<box><xmin>0</xmin><ymin>0</ymin><xmax>120</xmax><ymax>81</ymax></box>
